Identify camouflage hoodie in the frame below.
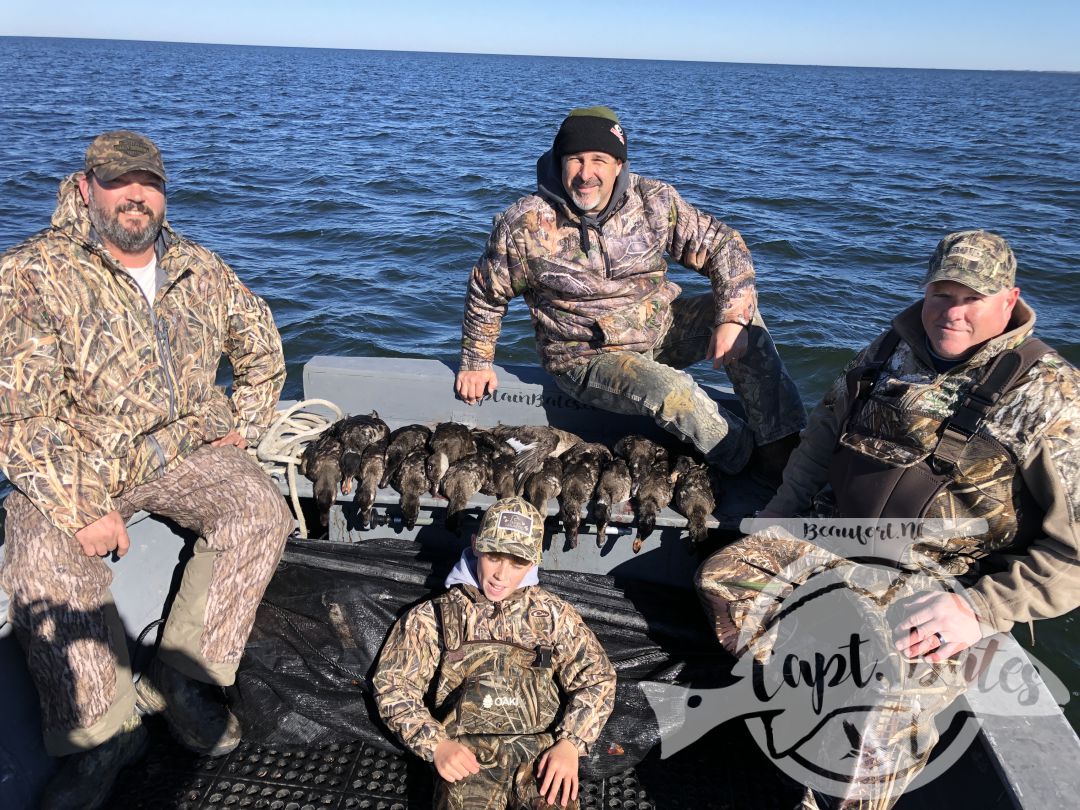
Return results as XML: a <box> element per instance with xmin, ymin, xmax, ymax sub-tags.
<box><xmin>460</xmin><ymin>150</ymin><xmax>758</xmax><ymax>375</ymax></box>
<box><xmin>768</xmin><ymin>299</ymin><xmax>1080</xmax><ymax>634</ymax></box>
<box><xmin>0</xmin><ymin>174</ymin><xmax>285</xmax><ymax>536</ymax></box>
<box><xmin>373</xmin><ymin>582</ymin><xmax>616</xmax><ymax>762</ymax></box>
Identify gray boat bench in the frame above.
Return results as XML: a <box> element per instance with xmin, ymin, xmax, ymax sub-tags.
<box><xmin>279</xmin><ymin>355</ymin><xmax>773</xmax><ymax>587</ymax></box>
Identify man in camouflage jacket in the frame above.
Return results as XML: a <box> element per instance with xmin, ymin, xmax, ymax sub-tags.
<box><xmin>696</xmin><ymin>231</ymin><xmax>1080</xmax><ymax>808</ymax></box>
<box><xmin>0</xmin><ymin>131</ymin><xmax>293</xmax><ymax>808</ymax></box>
<box><xmin>374</xmin><ymin>497</ymin><xmax>616</xmax><ymax>809</ymax></box>
<box><xmin>455</xmin><ymin>106</ymin><xmax>805</xmax><ymax>479</ymax></box>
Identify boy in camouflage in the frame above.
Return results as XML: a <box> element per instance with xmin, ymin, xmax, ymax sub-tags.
<box><xmin>374</xmin><ymin>497</ymin><xmax>616</xmax><ymax>809</ymax></box>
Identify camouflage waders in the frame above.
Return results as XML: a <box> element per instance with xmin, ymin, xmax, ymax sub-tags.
<box><xmin>433</xmin><ymin>600</ymin><xmax>573</xmax><ymax>810</ymax></box>
<box><xmin>0</xmin><ymin>444</ymin><xmax>293</xmax><ymax>755</ymax></box>
<box><xmin>553</xmin><ymin>293</ymin><xmax>806</xmax><ymax>474</ymax></box>
<box><xmin>696</xmin><ymin>533</ymin><xmax>968</xmax><ymax>809</ymax></box>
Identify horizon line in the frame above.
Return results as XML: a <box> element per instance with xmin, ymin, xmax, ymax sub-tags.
<box><xmin>3</xmin><ymin>34</ymin><xmax>1076</xmax><ymax>75</ymax></box>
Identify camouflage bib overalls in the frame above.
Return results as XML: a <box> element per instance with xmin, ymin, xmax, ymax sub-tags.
<box><xmin>824</xmin><ymin>330</ymin><xmax>1049</xmax><ymax>576</ymax></box>
<box><xmin>432</xmin><ymin>596</ymin><xmax>573</xmax><ymax>810</ymax></box>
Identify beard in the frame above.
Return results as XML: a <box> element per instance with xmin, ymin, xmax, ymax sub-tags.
<box><xmin>569</xmin><ymin>181</ymin><xmax>604</xmax><ymax>213</ymax></box>
<box><xmin>88</xmin><ymin>189</ymin><xmax>164</xmax><ymax>254</ymax></box>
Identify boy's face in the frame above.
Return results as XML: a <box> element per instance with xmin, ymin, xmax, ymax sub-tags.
<box><xmin>475</xmin><ymin>551</ymin><xmax>533</xmax><ymax>601</ymax></box>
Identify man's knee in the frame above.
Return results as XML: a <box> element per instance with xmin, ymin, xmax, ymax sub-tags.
<box><xmin>694</xmin><ymin>537</ymin><xmax>768</xmax><ymax>602</ymax></box>
<box><xmin>253</xmin><ymin>478</ymin><xmax>294</xmax><ymax>533</ymax></box>
<box><xmin>245</xmin><ymin>484</ymin><xmax>294</xmax><ymax>552</ymax></box>
<box><xmin>208</xmin><ymin>445</ymin><xmax>294</xmax><ymax>542</ymax></box>
<box><xmin>654</xmin><ymin>373</ymin><xmax>713</xmax><ymax>420</ymax></box>
<box><xmin>695</xmin><ymin>544</ymin><xmax>742</xmax><ymax>600</ymax></box>
<box><xmin>1</xmin><ymin>494</ymin><xmax>113</xmax><ymax>604</ymax></box>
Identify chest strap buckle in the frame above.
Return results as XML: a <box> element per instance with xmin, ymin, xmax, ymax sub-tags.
<box><xmin>532</xmin><ymin>646</ymin><xmax>553</xmax><ymax>668</ymax></box>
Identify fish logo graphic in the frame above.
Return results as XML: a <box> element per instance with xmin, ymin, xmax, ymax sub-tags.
<box><xmin>642</xmin><ymin>517</ymin><xmax>1070</xmax><ymax>800</ymax></box>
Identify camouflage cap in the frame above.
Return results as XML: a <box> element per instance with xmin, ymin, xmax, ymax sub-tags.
<box><xmin>923</xmin><ymin>230</ymin><xmax>1016</xmax><ymax>296</ymax></box>
<box><xmin>474</xmin><ymin>497</ymin><xmax>544</xmax><ymax>565</ymax></box>
<box><xmin>84</xmin><ymin>130</ymin><xmax>168</xmax><ymax>184</ymax></box>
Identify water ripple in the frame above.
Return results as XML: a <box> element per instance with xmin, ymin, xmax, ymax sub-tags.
<box><xmin>0</xmin><ymin>38</ymin><xmax>1076</xmax><ymax>407</ymax></box>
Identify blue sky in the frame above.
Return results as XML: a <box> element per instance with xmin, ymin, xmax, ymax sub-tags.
<box><xmin>4</xmin><ymin>0</ymin><xmax>1078</xmax><ymax>71</ymax></box>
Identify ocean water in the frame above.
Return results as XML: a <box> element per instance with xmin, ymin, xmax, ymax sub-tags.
<box><xmin>1</xmin><ymin>37</ymin><xmax>1080</xmax><ymax>721</ymax></box>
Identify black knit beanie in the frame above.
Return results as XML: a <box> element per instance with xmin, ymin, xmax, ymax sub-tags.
<box><xmin>552</xmin><ymin>106</ymin><xmax>627</xmax><ymax>162</ymax></box>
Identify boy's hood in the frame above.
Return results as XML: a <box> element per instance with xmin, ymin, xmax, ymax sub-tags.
<box><xmin>444</xmin><ymin>547</ymin><xmax>539</xmax><ymax>596</ymax></box>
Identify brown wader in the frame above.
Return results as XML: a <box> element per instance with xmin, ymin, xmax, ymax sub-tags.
<box><xmin>0</xmin><ymin>444</ymin><xmax>293</xmax><ymax>755</ymax></box>
<box><xmin>697</xmin><ymin>333</ymin><xmax>1050</xmax><ymax>809</ymax></box>
<box><xmin>432</xmin><ymin>600</ymin><xmax>573</xmax><ymax>810</ymax></box>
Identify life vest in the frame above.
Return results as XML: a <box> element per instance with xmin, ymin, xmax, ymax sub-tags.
<box><xmin>822</xmin><ymin>330</ymin><xmax>1051</xmax><ymax>574</ymax></box>
<box><xmin>432</xmin><ymin>593</ymin><xmax>560</xmax><ymax>738</ymax></box>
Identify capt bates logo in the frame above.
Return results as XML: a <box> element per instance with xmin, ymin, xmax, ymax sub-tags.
<box><xmin>641</xmin><ymin>518</ymin><xmax>1070</xmax><ymax>800</ymax></box>
<box><xmin>483</xmin><ymin>693</ymin><xmax>522</xmax><ymax>709</ymax></box>
<box><xmin>610</xmin><ymin>123</ymin><xmax>625</xmax><ymax>145</ymax></box>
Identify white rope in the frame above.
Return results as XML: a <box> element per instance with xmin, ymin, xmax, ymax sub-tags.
<box><xmin>249</xmin><ymin>399</ymin><xmax>343</xmax><ymax>538</ymax></box>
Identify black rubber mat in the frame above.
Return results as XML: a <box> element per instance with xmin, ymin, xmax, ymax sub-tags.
<box><xmin>106</xmin><ymin>714</ymin><xmax>805</xmax><ymax>809</ymax></box>
<box><xmin>105</xmin><ymin>714</ymin><xmax>1012</xmax><ymax>809</ymax></box>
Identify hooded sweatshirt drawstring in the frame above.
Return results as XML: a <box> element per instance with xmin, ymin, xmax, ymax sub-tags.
<box><xmin>578</xmin><ymin>217</ymin><xmax>592</xmax><ymax>253</ymax></box>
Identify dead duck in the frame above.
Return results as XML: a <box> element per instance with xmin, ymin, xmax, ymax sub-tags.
<box><xmin>489</xmin><ymin>424</ymin><xmax>584</xmax><ymax>486</ymax></box>
<box><xmin>332</xmin><ymin>411</ymin><xmax>390</xmax><ymax>457</ymax></box>
<box><xmin>614</xmin><ymin>435</ymin><xmax>667</xmax><ymax>495</ymax></box>
<box><xmin>633</xmin><ymin>453</ymin><xmax>677</xmax><ymax>554</ymax></box>
<box><xmin>426</xmin><ymin>422</ymin><xmax>476</xmax><ymax>496</ymax></box>
<box><xmin>472</xmin><ymin>433</ymin><xmax>518</xmax><ymax>500</ymax></box>
<box><xmin>380</xmin><ymin>424</ymin><xmax>432</xmax><ymax>488</ymax></box>
<box><xmin>557</xmin><ymin>442</ymin><xmax>612</xmax><ymax>549</ymax></box>
<box><xmin>353</xmin><ymin>438</ymin><xmax>388</xmax><ymax>529</ymax></box>
<box><xmin>594</xmin><ymin>457</ymin><xmax>632</xmax><ymax>548</ymax></box>
<box><xmin>440</xmin><ymin>452</ymin><xmax>491</xmax><ymax>535</ymax></box>
<box><xmin>672</xmin><ymin>455</ymin><xmax>716</xmax><ymax>551</ymax></box>
<box><xmin>299</xmin><ymin>433</ymin><xmax>345</xmax><ymax>532</ymax></box>
<box><xmin>390</xmin><ymin>447</ymin><xmax>429</xmax><ymax>530</ymax></box>
<box><xmin>523</xmin><ymin>456</ymin><xmax>563</xmax><ymax>514</ymax></box>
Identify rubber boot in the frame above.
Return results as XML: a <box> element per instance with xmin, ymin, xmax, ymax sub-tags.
<box><xmin>135</xmin><ymin>658</ymin><xmax>241</xmax><ymax>757</ymax></box>
<box><xmin>40</xmin><ymin>710</ymin><xmax>148</xmax><ymax>810</ymax></box>
<box><xmin>748</xmin><ymin>432</ymin><xmax>801</xmax><ymax>490</ymax></box>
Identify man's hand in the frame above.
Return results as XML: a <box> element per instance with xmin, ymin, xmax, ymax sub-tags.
<box><xmin>455</xmin><ymin>369</ymin><xmax>498</xmax><ymax>406</ymax></box>
<box><xmin>536</xmin><ymin>738</ymin><xmax>579</xmax><ymax>807</ymax></box>
<box><xmin>211</xmin><ymin>430</ymin><xmax>248</xmax><ymax>449</ymax></box>
<box><xmin>893</xmin><ymin>592</ymin><xmax>983</xmax><ymax>662</ymax></box>
<box><xmin>74</xmin><ymin>510</ymin><xmax>130</xmax><ymax>558</ymax></box>
<box><xmin>707</xmin><ymin>322</ymin><xmax>749</xmax><ymax>368</ymax></box>
<box><xmin>433</xmin><ymin>739</ymin><xmax>481</xmax><ymax>783</ymax></box>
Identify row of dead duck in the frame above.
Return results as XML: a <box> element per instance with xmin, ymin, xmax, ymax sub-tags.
<box><xmin>299</xmin><ymin>412</ymin><xmax>719</xmax><ymax>553</ymax></box>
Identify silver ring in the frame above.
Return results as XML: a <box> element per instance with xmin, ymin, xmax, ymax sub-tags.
<box><xmin>934</xmin><ymin>631</ymin><xmax>946</xmax><ymax>646</ymax></box>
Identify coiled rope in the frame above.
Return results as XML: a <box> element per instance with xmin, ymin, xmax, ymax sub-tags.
<box><xmin>248</xmin><ymin>399</ymin><xmax>343</xmax><ymax>538</ymax></box>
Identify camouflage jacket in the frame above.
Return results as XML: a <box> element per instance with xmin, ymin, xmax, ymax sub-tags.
<box><xmin>460</xmin><ymin>156</ymin><xmax>758</xmax><ymax>375</ymax></box>
<box><xmin>768</xmin><ymin>299</ymin><xmax>1080</xmax><ymax>634</ymax></box>
<box><xmin>373</xmin><ymin>583</ymin><xmax>616</xmax><ymax>762</ymax></box>
<box><xmin>0</xmin><ymin>174</ymin><xmax>285</xmax><ymax>536</ymax></box>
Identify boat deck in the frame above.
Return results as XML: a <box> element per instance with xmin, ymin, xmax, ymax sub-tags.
<box><xmin>107</xmin><ymin>711</ymin><xmax>1014</xmax><ymax>810</ymax></box>
<box><xmin>3</xmin><ymin>356</ymin><xmax>1079</xmax><ymax>809</ymax></box>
